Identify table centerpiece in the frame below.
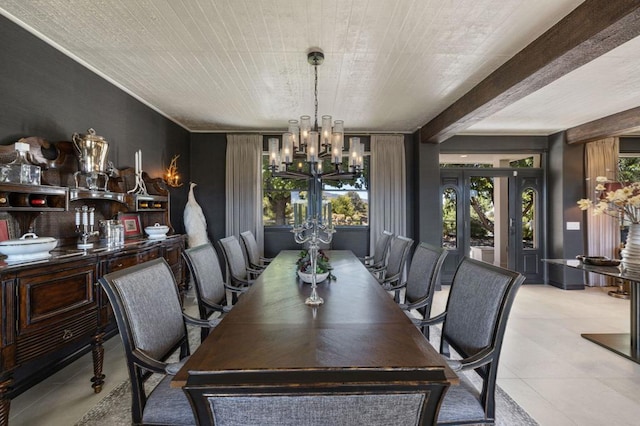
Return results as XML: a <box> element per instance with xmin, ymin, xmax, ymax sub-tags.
<box><xmin>296</xmin><ymin>249</ymin><xmax>334</xmax><ymax>283</ymax></box>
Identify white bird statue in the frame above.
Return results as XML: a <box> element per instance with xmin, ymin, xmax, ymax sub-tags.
<box><xmin>184</xmin><ymin>182</ymin><xmax>209</xmax><ymax>248</ymax></box>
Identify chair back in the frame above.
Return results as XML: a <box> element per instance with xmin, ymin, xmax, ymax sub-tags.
<box><xmin>385</xmin><ymin>235</ymin><xmax>413</xmax><ymax>279</ymax></box>
<box><xmin>372</xmin><ymin>230</ymin><xmax>394</xmax><ymax>266</ymax></box>
<box><xmin>183</xmin><ymin>242</ymin><xmax>226</xmax><ymax>315</ymax></box>
<box><xmin>219</xmin><ymin>235</ymin><xmax>248</xmax><ymax>280</ymax></box>
<box><xmin>441</xmin><ymin>257</ymin><xmax>524</xmax><ymax>421</ymax></box>
<box><xmin>98</xmin><ymin>258</ymin><xmax>190</xmax><ymax>424</ymax></box>
<box><xmin>239</xmin><ymin>230</ymin><xmax>260</xmax><ymax>268</ymax></box>
<box><xmin>184</xmin><ymin>370</ymin><xmax>447</xmax><ymax>426</ymax></box>
<box><xmin>405</xmin><ymin>242</ymin><xmax>448</xmax><ymax>307</ymax></box>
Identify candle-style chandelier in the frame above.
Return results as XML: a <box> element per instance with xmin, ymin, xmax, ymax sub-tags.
<box><xmin>268</xmin><ymin>50</ymin><xmax>364</xmax><ymax>306</ymax></box>
<box><xmin>267</xmin><ymin>51</ymin><xmax>364</xmax><ymax>181</ymax></box>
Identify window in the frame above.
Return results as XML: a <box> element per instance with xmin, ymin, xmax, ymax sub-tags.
<box><xmin>263</xmin><ymin>156</ymin><xmax>369</xmax><ymax>227</ymax></box>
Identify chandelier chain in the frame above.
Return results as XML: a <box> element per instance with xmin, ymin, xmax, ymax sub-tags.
<box><xmin>314</xmin><ymin>63</ymin><xmax>319</xmax><ymax>131</ymax></box>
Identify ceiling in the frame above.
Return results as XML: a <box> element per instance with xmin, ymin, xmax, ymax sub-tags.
<box><xmin>1</xmin><ymin>0</ymin><xmax>639</xmax><ymax>140</ymax></box>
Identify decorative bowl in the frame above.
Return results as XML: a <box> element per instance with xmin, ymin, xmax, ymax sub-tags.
<box><xmin>144</xmin><ymin>223</ymin><xmax>169</xmax><ymax>239</ymax></box>
<box><xmin>297</xmin><ymin>270</ymin><xmax>329</xmax><ymax>284</ymax></box>
<box><xmin>0</xmin><ymin>233</ymin><xmax>58</xmax><ymax>263</ymax></box>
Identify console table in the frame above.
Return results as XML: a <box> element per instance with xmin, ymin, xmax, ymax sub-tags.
<box><xmin>545</xmin><ymin>259</ymin><xmax>640</xmax><ymax>364</ymax></box>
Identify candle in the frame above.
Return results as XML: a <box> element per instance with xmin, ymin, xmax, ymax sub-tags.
<box><xmin>89</xmin><ymin>209</ymin><xmax>94</xmax><ymax>226</ymax></box>
<box><xmin>82</xmin><ymin>209</ymin><xmax>88</xmax><ymax>227</ymax></box>
<box><xmin>75</xmin><ymin>209</ymin><xmax>80</xmax><ymax>226</ymax></box>
<box><xmin>134</xmin><ymin>151</ymin><xmax>139</xmax><ymax>175</ymax></box>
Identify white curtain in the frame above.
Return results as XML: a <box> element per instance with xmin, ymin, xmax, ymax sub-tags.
<box><xmin>225</xmin><ymin>134</ymin><xmax>264</xmax><ymax>251</ymax></box>
<box><xmin>370</xmin><ymin>134</ymin><xmax>406</xmax><ymax>254</ymax></box>
<box><xmin>585</xmin><ymin>137</ymin><xmax>619</xmax><ymax>286</ymax></box>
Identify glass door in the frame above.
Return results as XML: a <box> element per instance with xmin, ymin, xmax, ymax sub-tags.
<box><xmin>440</xmin><ymin>168</ymin><xmax>544</xmax><ymax>283</ymax></box>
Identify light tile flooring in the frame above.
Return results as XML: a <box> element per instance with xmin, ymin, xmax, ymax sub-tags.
<box><xmin>9</xmin><ymin>284</ymin><xmax>640</xmax><ymax>425</ymax></box>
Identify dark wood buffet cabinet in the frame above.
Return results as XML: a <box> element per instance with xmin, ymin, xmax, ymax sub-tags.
<box><xmin>0</xmin><ymin>180</ymin><xmax>186</xmax><ymax>426</ymax></box>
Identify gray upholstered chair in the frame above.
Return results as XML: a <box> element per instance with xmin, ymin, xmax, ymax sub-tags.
<box><xmin>218</xmin><ymin>235</ymin><xmax>261</xmax><ymax>290</ymax></box>
<box><xmin>98</xmin><ymin>258</ymin><xmax>219</xmax><ymax>425</ymax></box>
<box><xmin>398</xmin><ymin>242</ymin><xmax>448</xmax><ymax>338</ymax></box>
<box><xmin>240</xmin><ymin>230</ymin><xmax>273</xmax><ymax>271</ymax></box>
<box><xmin>183</xmin><ymin>242</ymin><xmax>247</xmax><ymax>342</ymax></box>
<box><xmin>184</xmin><ymin>370</ymin><xmax>448</xmax><ymax>426</ymax></box>
<box><xmin>374</xmin><ymin>235</ymin><xmax>413</xmax><ymax>293</ymax></box>
<box><xmin>360</xmin><ymin>229</ymin><xmax>394</xmax><ymax>270</ymax></box>
<box><xmin>418</xmin><ymin>257</ymin><xmax>525</xmax><ymax>425</ymax></box>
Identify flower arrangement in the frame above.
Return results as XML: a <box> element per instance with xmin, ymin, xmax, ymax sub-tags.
<box><xmin>296</xmin><ymin>249</ymin><xmax>334</xmax><ymax>279</ymax></box>
<box><xmin>577</xmin><ymin>176</ymin><xmax>640</xmax><ymax>224</ymax></box>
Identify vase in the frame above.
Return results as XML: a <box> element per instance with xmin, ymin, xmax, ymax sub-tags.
<box><xmin>621</xmin><ymin>223</ymin><xmax>640</xmax><ymax>273</ymax></box>
<box><xmin>297</xmin><ymin>270</ymin><xmax>329</xmax><ymax>284</ymax></box>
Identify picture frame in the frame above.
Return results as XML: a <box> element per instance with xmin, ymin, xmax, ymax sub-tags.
<box><xmin>0</xmin><ymin>219</ymin><xmax>9</xmax><ymax>242</ymax></box>
<box><xmin>117</xmin><ymin>213</ymin><xmax>142</xmax><ymax>238</ymax></box>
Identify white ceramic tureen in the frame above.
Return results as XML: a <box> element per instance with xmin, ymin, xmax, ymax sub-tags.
<box><xmin>0</xmin><ymin>233</ymin><xmax>58</xmax><ymax>263</ymax></box>
<box><xmin>144</xmin><ymin>223</ymin><xmax>169</xmax><ymax>239</ymax></box>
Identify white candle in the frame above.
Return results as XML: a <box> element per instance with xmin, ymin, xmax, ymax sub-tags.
<box><xmin>138</xmin><ymin>150</ymin><xmax>142</xmax><ymax>173</ymax></box>
<box><xmin>134</xmin><ymin>151</ymin><xmax>139</xmax><ymax>175</ymax></box>
<box><xmin>82</xmin><ymin>210</ymin><xmax>88</xmax><ymax>226</ymax></box>
<box><xmin>89</xmin><ymin>210</ymin><xmax>94</xmax><ymax>226</ymax></box>
<box><xmin>75</xmin><ymin>210</ymin><xmax>80</xmax><ymax>226</ymax></box>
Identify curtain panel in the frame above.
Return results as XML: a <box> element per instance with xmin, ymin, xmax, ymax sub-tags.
<box><xmin>585</xmin><ymin>137</ymin><xmax>619</xmax><ymax>286</ymax></box>
<box><xmin>225</xmin><ymin>134</ymin><xmax>264</xmax><ymax>251</ymax></box>
<box><xmin>370</xmin><ymin>134</ymin><xmax>407</xmax><ymax>255</ymax></box>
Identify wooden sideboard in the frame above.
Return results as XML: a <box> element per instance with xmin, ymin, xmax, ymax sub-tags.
<box><xmin>0</xmin><ymin>235</ymin><xmax>186</xmax><ymax>426</ymax></box>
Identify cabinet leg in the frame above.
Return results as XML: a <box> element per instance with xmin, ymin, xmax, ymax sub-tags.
<box><xmin>0</xmin><ymin>378</ymin><xmax>12</xmax><ymax>426</ymax></box>
<box><xmin>91</xmin><ymin>332</ymin><xmax>105</xmax><ymax>393</ymax></box>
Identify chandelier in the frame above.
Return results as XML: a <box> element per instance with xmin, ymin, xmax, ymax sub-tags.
<box><xmin>267</xmin><ymin>51</ymin><xmax>364</xmax><ymax>180</ymax></box>
<box><xmin>267</xmin><ymin>50</ymin><xmax>364</xmax><ymax>306</ymax></box>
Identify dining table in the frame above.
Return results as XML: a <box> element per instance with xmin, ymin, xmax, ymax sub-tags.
<box><xmin>544</xmin><ymin>258</ymin><xmax>640</xmax><ymax>364</ymax></box>
<box><xmin>172</xmin><ymin>250</ymin><xmax>458</xmax><ymax>424</ymax></box>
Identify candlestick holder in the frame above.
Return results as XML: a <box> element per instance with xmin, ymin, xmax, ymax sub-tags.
<box><xmin>127</xmin><ymin>149</ymin><xmax>148</xmax><ymax>195</ymax></box>
<box><xmin>75</xmin><ymin>205</ymin><xmax>98</xmax><ymax>249</ymax></box>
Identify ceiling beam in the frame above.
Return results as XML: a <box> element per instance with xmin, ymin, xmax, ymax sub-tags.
<box><xmin>419</xmin><ymin>0</ymin><xmax>640</xmax><ymax>143</ymax></box>
<box><xmin>565</xmin><ymin>106</ymin><xmax>640</xmax><ymax>144</ymax></box>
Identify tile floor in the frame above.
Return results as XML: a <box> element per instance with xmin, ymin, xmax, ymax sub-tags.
<box><xmin>9</xmin><ymin>284</ymin><xmax>640</xmax><ymax>425</ymax></box>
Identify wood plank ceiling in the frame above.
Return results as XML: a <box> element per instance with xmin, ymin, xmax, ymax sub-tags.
<box><xmin>1</xmin><ymin>0</ymin><xmax>639</xmax><ymax>143</ymax></box>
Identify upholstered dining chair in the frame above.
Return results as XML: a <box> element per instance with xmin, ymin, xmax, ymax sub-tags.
<box><xmin>183</xmin><ymin>242</ymin><xmax>247</xmax><ymax>342</ymax></box>
<box><xmin>397</xmin><ymin>242</ymin><xmax>448</xmax><ymax>338</ymax></box>
<box><xmin>240</xmin><ymin>230</ymin><xmax>273</xmax><ymax>271</ymax></box>
<box><xmin>98</xmin><ymin>258</ymin><xmax>220</xmax><ymax>425</ymax></box>
<box><xmin>218</xmin><ymin>235</ymin><xmax>261</xmax><ymax>290</ymax></box>
<box><xmin>375</xmin><ymin>235</ymin><xmax>413</xmax><ymax>293</ymax></box>
<box><xmin>417</xmin><ymin>257</ymin><xmax>525</xmax><ymax>425</ymax></box>
<box><xmin>360</xmin><ymin>229</ymin><xmax>394</xmax><ymax>270</ymax></box>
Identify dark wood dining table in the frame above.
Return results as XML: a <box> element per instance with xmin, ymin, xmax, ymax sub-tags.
<box><xmin>545</xmin><ymin>258</ymin><xmax>640</xmax><ymax>364</ymax></box>
<box><xmin>172</xmin><ymin>250</ymin><xmax>457</xmax><ymax>422</ymax></box>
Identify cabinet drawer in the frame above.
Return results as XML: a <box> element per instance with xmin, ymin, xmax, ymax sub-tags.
<box><xmin>106</xmin><ymin>248</ymin><xmax>162</xmax><ymax>273</ymax></box>
<box><xmin>16</xmin><ymin>309</ymin><xmax>98</xmax><ymax>364</ymax></box>
<box><xmin>105</xmin><ymin>253</ymin><xmax>139</xmax><ymax>272</ymax></box>
<box><xmin>18</xmin><ymin>262</ymin><xmax>97</xmax><ymax>331</ymax></box>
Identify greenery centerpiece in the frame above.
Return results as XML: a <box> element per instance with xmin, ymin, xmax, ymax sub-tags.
<box><xmin>296</xmin><ymin>249</ymin><xmax>335</xmax><ymax>282</ymax></box>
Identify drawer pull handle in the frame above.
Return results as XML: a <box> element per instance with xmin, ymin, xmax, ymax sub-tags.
<box><xmin>62</xmin><ymin>329</ymin><xmax>74</xmax><ymax>340</ymax></box>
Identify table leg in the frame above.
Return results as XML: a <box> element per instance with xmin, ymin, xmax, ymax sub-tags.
<box><xmin>582</xmin><ymin>279</ymin><xmax>640</xmax><ymax>363</ymax></box>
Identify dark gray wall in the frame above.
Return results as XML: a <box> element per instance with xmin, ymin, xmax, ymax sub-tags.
<box><xmin>547</xmin><ymin>132</ymin><xmax>585</xmax><ymax>289</ymax></box>
<box><xmin>189</xmin><ymin>133</ymin><xmax>227</xmax><ymax>244</ymax></box>
<box><xmin>0</xmin><ymin>14</ymin><xmax>190</xmax><ymax>232</ymax></box>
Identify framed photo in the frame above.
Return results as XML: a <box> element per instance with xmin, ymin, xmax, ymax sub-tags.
<box><xmin>117</xmin><ymin>213</ymin><xmax>142</xmax><ymax>238</ymax></box>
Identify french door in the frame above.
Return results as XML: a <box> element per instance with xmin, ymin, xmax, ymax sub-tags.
<box><xmin>440</xmin><ymin>168</ymin><xmax>544</xmax><ymax>284</ymax></box>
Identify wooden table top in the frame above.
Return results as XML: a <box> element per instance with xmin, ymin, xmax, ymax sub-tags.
<box><xmin>172</xmin><ymin>250</ymin><xmax>457</xmax><ymax>387</ymax></box>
